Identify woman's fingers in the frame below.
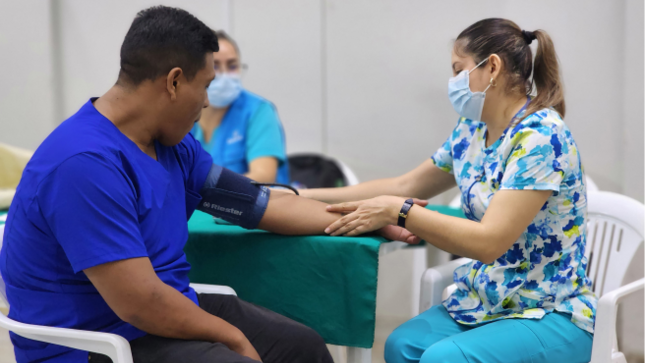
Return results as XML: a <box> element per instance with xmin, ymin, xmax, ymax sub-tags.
<box><xmin>331</xmin><ymin>220</ymin><xmax>362</xmax><ymax>236</ymax></box>
<box><xmin>326</xmin><ymin>201</ymin><xmax>361</xmax><ymax>213</ymax></box>
<box><xmin>325</xmin><ymin>212</ymin><xmax>359</xmax><ymax>235</ymax></box>
<box><xmin>344</xmin><ymin>225</ymin><xmax>368</xmax><ymax>237</ymax></box>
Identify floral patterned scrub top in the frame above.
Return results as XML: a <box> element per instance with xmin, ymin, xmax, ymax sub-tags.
<box><xmin>431</xmin><ymin>107</ymin><xmax>597</xmax><ymax>333</ymax></box>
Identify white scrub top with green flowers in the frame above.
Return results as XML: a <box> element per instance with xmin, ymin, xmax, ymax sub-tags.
<box><xmin>431</xmin><ymin>107</ymin><xmax>597</xmax><ymax>333</ymax></box>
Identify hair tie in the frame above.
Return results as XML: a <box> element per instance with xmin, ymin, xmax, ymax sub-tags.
<box><xmin>522</xmin><ymin>30</ymin><xmax>536</xmax><ymax>45</ymax></box>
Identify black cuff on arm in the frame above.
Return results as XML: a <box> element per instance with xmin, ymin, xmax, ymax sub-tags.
<box><xmin>197</xmin><ymin>165</ymin><xmax>270</xmax><ymax>229</ymax></box>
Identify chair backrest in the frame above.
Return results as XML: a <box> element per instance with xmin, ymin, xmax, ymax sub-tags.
<box><xmin>0</xmin><ymin>224</ymin><xmax>8</xmax><ymax>307</ymax></box>
<box><xmin>585</xmin><ymin>191</ymin><xmax>644</xmax><ymax>297</ymax></box>
<box><xmin>288</xmin><ymin>153</ymin><xmax>359</xmax><ymax>188</ymax></box>
<box><xmin>335</xmin><ymin>159</ymin><xmax>360</xmax><ymax>186</ymax></box>
<box><xmin>585</xmin><ymin>175</ymin><xmax>599</xmax><ymax>192</ymax></box>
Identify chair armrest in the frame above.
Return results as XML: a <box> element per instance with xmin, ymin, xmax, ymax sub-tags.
<box><xmin>419</xmin><ymin>258</ymin><xmax>471</xmax><ymax>314</ymax></box>
<box><xmin>590</xmin><ymin>278</ymin><xmax>644</xmax><ymax>363</ymax></box>
<box><xmin>189</xmin><ymin>283</ymin><xmax>237</xmax><ymax>296</ymax></box>
<box><xmin>0</xmin><ymin>313</ymin><xmax>132</xmax><ymax>363</ymax></box>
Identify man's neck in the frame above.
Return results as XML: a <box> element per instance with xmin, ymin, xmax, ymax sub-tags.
<box><xmin>94</xmin><ymin>85</ymin><xmax>159</xmax><ymax>159</ymax></box>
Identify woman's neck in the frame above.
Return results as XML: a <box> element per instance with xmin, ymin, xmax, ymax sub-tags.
<box><xmin>198</xmin><ymin>106</ymin><xmax>229</xmax><ymax>143</ymax></box>
<box><xmin>484</xmin><ymin>94</ymin><xmax>528</xmax><ymax>148</ymax></box>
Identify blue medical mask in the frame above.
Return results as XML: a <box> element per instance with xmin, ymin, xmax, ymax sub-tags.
<box><xmin>207</xmin><ymin>73</ymin><xmax>242</xmax><ymax>108</ymax></box>
<box><xmin>448</xmin><ymin>57</ymin><xmax>492</xmax><ymax>121</ymax></box>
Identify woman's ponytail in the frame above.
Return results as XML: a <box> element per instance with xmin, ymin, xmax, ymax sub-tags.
<box><xmin>529</xmin><ymin>29</ymin><xmax>565</xmax><ymax>118</ymax></box>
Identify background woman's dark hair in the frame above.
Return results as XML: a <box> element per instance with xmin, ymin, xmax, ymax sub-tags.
<box><xmin>214</xmin><ymin>30</ymin><xmax>241</xmax><ymax>58</ymax></box>
<box><xmin>118</xmin><ymin>6</ymin><xmax>219</xmax><ymax>87</ymax></box>
<box><xmin>455</xmin><ymin>18</ymin><xmax>565</xmax><ymax>119</ymax></box>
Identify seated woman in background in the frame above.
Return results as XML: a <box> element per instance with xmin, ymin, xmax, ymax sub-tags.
<box><xmin>192</xmin><ymin>30</ymin><xmax>289</xmax><ymax>184</ymax></box>
<box><xmin>301</xmin><ymin>18</ymin><xmax>596</xmax><ymax>363</ymax></box>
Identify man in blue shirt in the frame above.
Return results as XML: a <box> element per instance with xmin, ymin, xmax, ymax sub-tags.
<box><xmin>0</xmin><ymin>6</ymin><xmax>418</xmax><ymax>363</ymax></box>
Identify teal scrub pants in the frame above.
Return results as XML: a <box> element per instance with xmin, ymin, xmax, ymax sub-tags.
<box><xmin>385</xmin><ymin>305</ymin><xmax>593</xmax><ymax>363</ymax></box>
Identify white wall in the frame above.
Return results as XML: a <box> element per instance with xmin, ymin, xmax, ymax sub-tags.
<box><xmin>623</xmin><ymin>0</ymin><xmax>645</xmax><ymax>203</ymax></box>
<box><xmin>232</xmin><ymin>1</ymin><xmax>325</xmax><ymax>154</ymax></box>
<box><xmin>0</xmin><ymin>1</ymin><xmax>55</xmax><ymax>150</ymax></box>
<box><xmin>2</xmin><ymin>0</ymin><xmax>640</xmax><ymax>201</ymax></box>
<box><xmin>55</xmin><ymin>0</ymin><xmax>230</xmax><ymax>121</ymax></box>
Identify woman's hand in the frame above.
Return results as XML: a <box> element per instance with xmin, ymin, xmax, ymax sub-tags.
<box><xmin>324</xmin><ymin>196</ymin><xmax>428</xmax><ymax>238</ymax></box>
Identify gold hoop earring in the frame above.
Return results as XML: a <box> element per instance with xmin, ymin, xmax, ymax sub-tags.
<box><xmin>490</xmin><ymin>77</ymin><xmax>497</xmax><ymax>87</ymax></box>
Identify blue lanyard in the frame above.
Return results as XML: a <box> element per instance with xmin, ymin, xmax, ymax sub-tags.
<box><xmin>512</xmin><ymin>97</ymin><xmax>531</xmax><ymax>124</ymax></box>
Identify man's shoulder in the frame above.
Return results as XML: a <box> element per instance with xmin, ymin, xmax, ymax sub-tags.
<box><xmin>23</xmin><ymin>102</ymin><xmax>129</xmax><ymax>188</ymax></box>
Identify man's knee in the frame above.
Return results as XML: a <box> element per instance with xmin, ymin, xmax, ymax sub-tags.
<box><xmin>419</xmin><ymin>340</ymin><xmax>466</xmax><ymax>363</ymax></box>
<box><xmin>281</xmin><ymin>323</ymin><xmax>331</xmax><ymax>362</ymax></box>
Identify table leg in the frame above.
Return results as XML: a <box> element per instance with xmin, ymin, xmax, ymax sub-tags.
<box><xmin>346</xmin><ymin>347</ymin><xmax>371</xmax><ymax>363</ymax></box>
<box><xmin>379</xmin><ymin>241</ymin><xmax>407</xmax><ymax>256</ymax></box>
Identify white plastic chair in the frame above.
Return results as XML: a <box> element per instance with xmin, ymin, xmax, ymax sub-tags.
<box><xmin>335</xmin><ymin>159</ymin><xmax>360</xmax><ymax>186</ymax></box>
<box><xmin>287</xmin><ymin>153</ymin><xmax>360</xmax><ymax>187</ymax></box>
<box><xmin>419</xmin><ymin>191</ymin><xmax>644</xmax><ymax>363</ymax></box>
<box><xmin>448</xmin><ymin>174</ymin><xmax>600</xmax><ymax>208</ymax></box>
<box><xmin>0</xmin><ymin>224</ymin><xmax>237</xmax><ymax>363</ymax></box>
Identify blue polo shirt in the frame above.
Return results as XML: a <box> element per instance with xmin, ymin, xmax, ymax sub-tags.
<box><xmin>0</xmin><ymin>99</ymin><xmax>222</xmax><ymax>362</ymax></box>
<box><xmin>191</xmin><ymin>90</ymin><xmax>290</xmax><ymax>184</ymax></box>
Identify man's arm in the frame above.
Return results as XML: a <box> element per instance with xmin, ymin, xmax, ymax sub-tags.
<box><xmin>84</xmin><ymin>258</ymin><xmax>261</xmax><ymax>361</ymax></box>
<box><xmin>257</xmin><ymin>190</ymin><xmax>341</xmax><ymax>235</ymax></box>
<box><xmin>257</xmin><ymin>190</ymin><xmax>422</xmax><ymax>244</ymax></box>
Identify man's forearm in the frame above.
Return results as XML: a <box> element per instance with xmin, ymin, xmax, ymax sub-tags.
<box><xmin>257</xmin><ymin>191</ymin><xmax>341</xmax><ymax>235</ymax></box>
<box><xmin>125</xmin><ymin>282</ymin><xmax>246</xmax><ymax>349</ymax></box>
<box><xmin>86</xmin><ymin>259</ymin><xmax>248</xmax><ymax>351</ymax></box>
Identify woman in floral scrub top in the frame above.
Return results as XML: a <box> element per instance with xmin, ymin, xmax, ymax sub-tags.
<box><xmin>301</xmin><ymin>18</ymin><xmax>596</xmax><ymax>363</ymax></box>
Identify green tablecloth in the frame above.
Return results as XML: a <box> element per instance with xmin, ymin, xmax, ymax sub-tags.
<box><xmin>185</xmin><ymin>210</ymin><xmax>384</xmax><ymax>348</ymax></box>
<box><xmin>184</xmin><ymin>205</ymin><xmax>465</xmax><ymax>348</ymax></box>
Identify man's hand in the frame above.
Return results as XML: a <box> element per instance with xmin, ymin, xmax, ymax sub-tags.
<box><xmin>231</xmin><ymin>339</ymin><xmax>262</xmax><ymax>362</ymax></box>
<box><xmin>377</xmin><ymin>225</ymin><xmax>422</xmax><ymax>244</ymax></box>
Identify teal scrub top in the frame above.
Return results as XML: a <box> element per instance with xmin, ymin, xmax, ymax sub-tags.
<box><xmin>191</xmin><ymin>90</ymin><xmax>289</xmax><ymax>184</ymax></box>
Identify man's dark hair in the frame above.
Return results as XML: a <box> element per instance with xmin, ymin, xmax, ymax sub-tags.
<box><xmin>117</xmin><ymin>6</ymin><xmax>219</xmax><ymax>86</ymax></box>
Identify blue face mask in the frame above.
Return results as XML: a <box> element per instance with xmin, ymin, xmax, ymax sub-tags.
<box><xmin>207</xmin><ymin>73</ymin><xmax>242</xmax><ymax>108</ymax></box>
<box><xmin>448</xmin><ymin>57</ymin><xmax>492</xmax><ymax>121</ymax></box>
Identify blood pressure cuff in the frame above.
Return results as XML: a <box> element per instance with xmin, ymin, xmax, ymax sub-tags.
<box><xmin>197</xmin><ymin>164</ymin><xmax>270</xmax><ymax>229</ymax></box>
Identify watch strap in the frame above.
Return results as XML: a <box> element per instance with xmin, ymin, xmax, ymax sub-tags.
<box><xmin>397</xmin><ymin>198</ymin><xmax>414</xmax><ymax>228</ymax></box>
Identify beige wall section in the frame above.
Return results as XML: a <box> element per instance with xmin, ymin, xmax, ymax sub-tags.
<box><xmin>56</xmin><ymin>0</ymin><xmax>229</xmax><ymax>121</ymax></box>
<box><xmin>232</xmin><ymin>0</ymin><xmax>324</xmax><ymax>154</ymax></box>
<box><xmin>0</xmin><ymin>1</ymin><xmax>55</xmax><ymax>150</ymax></box>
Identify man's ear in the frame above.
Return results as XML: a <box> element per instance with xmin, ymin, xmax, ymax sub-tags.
<box><xmin>166</xmin><ymin>67</ymin><xmax>183</xmax><ymax>101</ymax></box>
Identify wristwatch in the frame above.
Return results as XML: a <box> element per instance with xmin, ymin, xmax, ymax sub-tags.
<box><xmin>397</xmin><ymin>198</ymin><xmax>414</xmax><ymax>228</ymax></box>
